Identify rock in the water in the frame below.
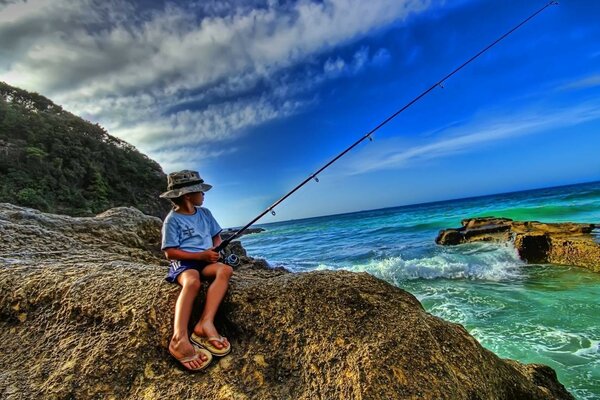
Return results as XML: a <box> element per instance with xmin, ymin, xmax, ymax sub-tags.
<box><xmin>221</xmin><ymin>227</ymin><xmax>266</xmax><ymax>241</ymax></box>
<box><xmin>0</xmin><ymin>205</ymin><xmax>574</xmax><ymax>399</ymax></box>
<box><xmin>436</xmin><ymin>217</ymin><xmax>600</xmax><ymax>272</ymax></box>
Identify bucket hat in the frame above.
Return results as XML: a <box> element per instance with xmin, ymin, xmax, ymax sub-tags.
<box><xmin>160</xmin><ymin>170</ymin><xmax>213</xmax><ymax>199</ymax></box>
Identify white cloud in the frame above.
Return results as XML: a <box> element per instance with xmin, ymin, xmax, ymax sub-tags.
<box><xmin>151</xmin><ymin>145</ymin><xmax>239</xmax><ymax>174</ymax></box>
<box><xmin>324</xmin><ymin>57</ymin><xmax>346</xmax><ymax>75</ymax></box>
<box><xmin>0</xmin><ymin>0</ymin><xmax>435</xmax><ymax>170</ymax></box>
<box><xmin>114</xmin><ymin>95</ymin><xmax>308</xmax><ymax>149</ymax></box>
<box><xmin>332</xmin><ymin>100</ymin><xmax>600</xmax><ymax>176</ymax></box>
<box><xmin>557</xmin><ymin>74</ymin><xmax>600</xmax><ymax>91</ymax></box>
<box><xmin>2</xmin><ymin>0</ymin><xmax>431</xmax><ymax>95</ymax></box>
<box><xmin>323</xmin><ymin>46</ymin><xmax>390</xmax><ymax>78</ymax></box>
<box><xmin>372</xmin><ymin>48</ymin><xmax>391</xmax><ymax>65</ymax></box>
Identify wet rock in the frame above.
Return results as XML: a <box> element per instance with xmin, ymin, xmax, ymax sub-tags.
<box><xmin>0</xmin><ymin>205</ymin><xmax>574</xmax><ymax>399</ymax></box>
<box><xmin>436</xmin><ymin>217</ymin><xmax>599</xmax><ymax>272</ymax></box>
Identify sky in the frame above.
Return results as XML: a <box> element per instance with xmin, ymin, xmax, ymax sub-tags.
<box><xmin>1</xmin><ymin>0</ymin><xmax>599</xmax><ymax>227</ymax></box>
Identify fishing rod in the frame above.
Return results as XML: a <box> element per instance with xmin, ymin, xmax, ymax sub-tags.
<box><xmin>215</xmin><ymin>0</ymin><xmax>559</xmax><ymax>256</ymax></box>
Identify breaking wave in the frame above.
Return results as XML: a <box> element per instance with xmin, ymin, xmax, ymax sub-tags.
<box><xmin>264</xmin><ymin>242</ymin><xmax>525</xmax><ymax>283</ymax></box>
<box><xmin>345</xmin><ymin>243</ymin><xmax>523</xmax><ymax>283</ymax></box>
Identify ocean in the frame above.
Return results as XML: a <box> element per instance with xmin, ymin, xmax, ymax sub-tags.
<box><xmin>238</xmin><ymin>181</ymin><xmax>600</xmax><ymax>399</ymax></box>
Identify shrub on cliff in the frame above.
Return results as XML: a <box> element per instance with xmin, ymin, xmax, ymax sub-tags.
<box><xmin>0</xmin><ymin>81</ymin><xmax>170</xmax><ymax>218</ymax></box>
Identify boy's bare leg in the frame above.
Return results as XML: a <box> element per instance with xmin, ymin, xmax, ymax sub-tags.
<box><xmin>169</xmin><ymin>269</ymin><xmax>209</xmax><ymax>369</ymax></box>
<box><xmin>194</xmin><ymin>263</ymin><xmax>233</xmax><ymax>349</ymax></box>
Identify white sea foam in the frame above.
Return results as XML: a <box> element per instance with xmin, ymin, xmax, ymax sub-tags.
<box><xmin>471</xmin><ymin>322</ymin><xmax>600</xmax><ymax>367</ymax></box>
<box><xmin>573</xmin><ymin>339</ymin><xmax>600</xmax><ymax>358</ymax></box>
<box><xmin>344</xmin><ymin>243</ymin><xmax>524</xmax><ymax>282</ymax></box>
<box><xmin>592</xmin><ymin>228</ymin><xmax>600</xmax><ymax>244</ymax></box>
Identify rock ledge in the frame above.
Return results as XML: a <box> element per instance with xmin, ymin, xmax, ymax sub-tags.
<box><xmin>0</xmin><ymin>205</ymin><xmax>574</xmax><ymax>399</ymax></box>
<box><xmin>436</xmin><ymin>217</ymin><xmax>599</xmax><ymax>272</ymax></box>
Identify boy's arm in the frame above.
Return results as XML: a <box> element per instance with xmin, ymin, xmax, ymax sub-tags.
<box><xmin>164</xmin><ymin>247</ymin><xmax>219</xmax><ymax>263</ymax></box>
<box><xmin>212</xmin><ymin>233</ymin><xmax>222</xmax><ymax>248</ymax></box>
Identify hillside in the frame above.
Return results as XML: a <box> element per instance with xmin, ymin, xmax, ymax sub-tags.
<box><xmin>0</xmin><ymin>82</ymin><xmax>170</xmax><ymax>217</ymax></box>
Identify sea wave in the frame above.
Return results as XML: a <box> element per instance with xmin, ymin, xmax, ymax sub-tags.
<box><xmin>474</xmin><ymin>202</ymin><xmax>600</xmax><ymax>222</ymax></box>
<box><xmin>365</xmin><ymin>220</ymin><xmax>451</xmax><ymax>235</ymax></box>
<box><xmin>473</xmin><ymin>323</ymin><xmax>600</xmax><ymax>367</ymax></box>
<box><xmin>561</xmin><ymin>188</ymin><xmax>600</xmax><ymax>202</ymax></box>
<box><xmin>321</xmin><ymin>243</ymin><xmax>525</xmax><ymax>283</ymax></box>
<box><xmin>592</xmin><ymin>228</ymin><xmax>600</xmax><ymax>244</ymax></box>
<box><xmin>259</xmin><ymin>243</ymin><xmax>525</xmax><ymax>284</ymax></box>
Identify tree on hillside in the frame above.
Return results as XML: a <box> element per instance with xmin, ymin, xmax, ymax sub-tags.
<box><xmin>0</xmin><ymin>81</ymin><xmax>170</xmax><ymax>217</ymax></box>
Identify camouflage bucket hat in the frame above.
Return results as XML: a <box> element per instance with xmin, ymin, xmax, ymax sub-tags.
<box><xmin>159</xmin><ymin>170</ymin><xmax>213</xmax><ymax>199</ymax></box>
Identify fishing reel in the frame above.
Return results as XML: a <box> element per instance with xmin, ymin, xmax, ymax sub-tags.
<box><xmin>220</xmin><ymin>250</ymin><xmax>240</xmax><ymax>267</ymax></box>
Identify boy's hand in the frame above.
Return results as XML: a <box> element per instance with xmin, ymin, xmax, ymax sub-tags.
<box><xmin>199</xmin><ymin>249</ymin><xmax>220</xmax><ymax>263</ymax></box>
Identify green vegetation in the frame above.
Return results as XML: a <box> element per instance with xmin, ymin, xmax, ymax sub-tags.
<box><xmin>0</xmin><ymin>82</ymin><xmax>170</xmax><ymax>217</ymax></box>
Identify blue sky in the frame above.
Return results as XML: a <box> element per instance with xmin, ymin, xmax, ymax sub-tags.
<box><xmin>1</xmin><ymin>0</ymin><xmax>599</xmax><ymax>227</ymax></box>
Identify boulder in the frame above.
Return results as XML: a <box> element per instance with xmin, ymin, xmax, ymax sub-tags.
<box><xmin>436</xmin><ymin>217</ymin><xmax>600</xmax><ymax>272</ymax></box>
<box><xmin>0</xmin><ymin>205</ymin><xmax>573</xmax><ymax>399</ymax></box>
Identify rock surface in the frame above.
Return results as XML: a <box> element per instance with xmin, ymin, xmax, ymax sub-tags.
<box><xmin>436</xmin><ymin>217</ymin><xmax>600</xmax><ymax>272</ymax></box>
<box><xmin>0</xmin><ymin>205</ymin><xmax>574</xmax><ymax>399</ymax></box>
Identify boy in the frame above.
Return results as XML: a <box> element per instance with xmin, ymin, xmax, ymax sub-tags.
<box><xmin>160</xmin><ymin>170</ymin><xmax>233</xmax><ymax>371</ymax></box>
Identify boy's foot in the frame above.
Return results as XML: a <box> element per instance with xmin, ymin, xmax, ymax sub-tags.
<box><xmin>191</xmin><ymin>333</ymin><xmax>231</xmax><ymax>356</ymax></box>
<box><xmin>169</xmin><ymin>336</ymin><xmax>212</xmax><ymax>371</ymax></box>
<box><xmin>192</xmin><ymin>320</ymin><xmax>231</xmax><ymax>355</ymax></box>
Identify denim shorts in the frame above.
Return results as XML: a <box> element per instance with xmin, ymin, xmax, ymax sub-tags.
<box><xmin>165</xmin><ymin>259</ymin><xmax>209</xmax><ymax>284</ymax></box>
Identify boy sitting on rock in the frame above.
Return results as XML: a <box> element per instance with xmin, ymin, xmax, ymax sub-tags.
<box><xmin>160</xmin><ymin>170</ymin><xmax>232</xmax><ymax>371</ymax></box>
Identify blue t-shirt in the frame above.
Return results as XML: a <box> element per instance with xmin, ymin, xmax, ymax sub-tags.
<box><xmin>161</xmin><ymin>207</ymin><xmax>222</xmax><ymax>252</ymax></box>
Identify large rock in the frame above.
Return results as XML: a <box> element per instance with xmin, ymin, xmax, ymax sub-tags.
<box><xmin>0</xmin><ymin>205</ymin><xmax>573</xmax><ymax>399</ymax></box>
<box><xmin>436</xmin><ymin>217</ymin><xmax>600</xmax><ymax>272</ymax></box>
<box><xmin>0</xmin><ymin>203</ymin><xmax>165</xmax><ymax>264</ymax></box>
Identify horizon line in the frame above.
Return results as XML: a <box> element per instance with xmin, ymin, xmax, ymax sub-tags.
<box><xmin>228</xmin><ymin>178</ymin><xmax>600</xmax><ymax>229</ymax></box>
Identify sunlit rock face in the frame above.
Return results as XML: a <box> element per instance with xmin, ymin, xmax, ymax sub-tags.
<box><xmin>1</xmin><ymin>204</ymin><xmax>573</xmax><ymax>399</ymax></box>
<box><xmin>437</xmin><ymin>217</ymin><xmax>600</xmax><ymax>272</ymax></box>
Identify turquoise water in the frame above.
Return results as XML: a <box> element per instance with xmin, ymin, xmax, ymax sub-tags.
<box><xmin>239</xmin><ymin>181</ymin><xmax>600</xmax><ymax>399</ymax></box>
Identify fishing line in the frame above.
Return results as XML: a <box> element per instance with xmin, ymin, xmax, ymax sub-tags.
<box><xmin>215</xmin><ymin>1</ymin><xmax>559</xmax><ymax>255</ymax></box>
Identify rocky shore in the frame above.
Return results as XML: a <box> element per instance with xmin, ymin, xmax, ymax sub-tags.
<box><xmin>0</xmin><ymin>204</ymin><xmax>574</xmax><ymax>399</ymax></box>
<box><xmin>436</xmin><ymin>217</ymin><xmax>600</xmax><ymax>272</ymax></box>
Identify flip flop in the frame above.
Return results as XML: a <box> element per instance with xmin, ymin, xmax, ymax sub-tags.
<box><xmin>191</xmin><ymin>332</ymin><xmax>231</xmax><ymax>356</ymax></box>
<box><xmin>170</xmin><ymin>344</ymin><xmax>213</xmax><ymax>371</ymax></box>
